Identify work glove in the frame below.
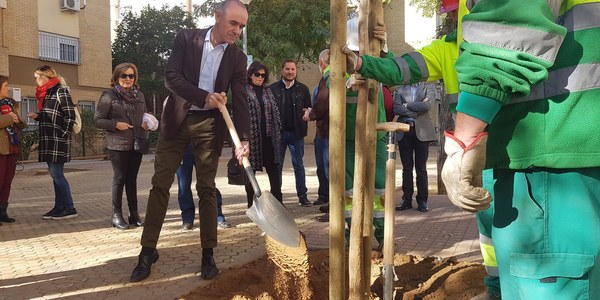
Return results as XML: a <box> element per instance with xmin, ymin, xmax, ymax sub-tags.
<box><xmin>342</xmin><ymin>46</ymin><xmax>359</xmax><ymax>74</ymax></box>
<box><xmin>346</xmin><ymin>73</ymin><xmax>366</xmax><ymax>91</ymax></box>
<box><xmin>373</xmin><ymin>22</ymin><xmax>389</xmax><ymax>54</ymax></box>
<box><xmin>441</xmin><ymin>131</ymin><xmax>492</xmax><ymax>213</ymax></box>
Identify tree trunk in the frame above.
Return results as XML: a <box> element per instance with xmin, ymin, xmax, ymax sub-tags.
<box><xmin>328</xmin><ymin>1</ymin><xmax>348</xmax><ymax>299</ymax></box>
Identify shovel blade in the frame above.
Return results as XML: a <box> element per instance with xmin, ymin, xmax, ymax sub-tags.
<box><xmin>246</xmin><ymin>190</ymin><xmax>301</xmax><ymax>247</ymax></box>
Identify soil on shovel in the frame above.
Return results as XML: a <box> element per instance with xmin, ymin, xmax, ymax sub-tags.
<box><xmin>181</xmin><ymin>234</ymin><xmax>487</xmax><ymax>300</ymax></box>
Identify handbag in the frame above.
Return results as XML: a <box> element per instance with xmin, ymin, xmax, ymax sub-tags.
<box><xmin>227</xmin><ymin>152</ymin><xmax>247</xmax><ymax>186</ymax></box>
<box><xmin>133</xmin><ymin>131</ymin><xmax>150</xmax><ymax>154</ymax></box>
<box><xmin>123</xmin><ymin>101</ymin><xmax>150</xmax><ymax>154</ymax></box>
<box><xmin>56</xmin><ymin>89</ymin><xmax>81</xmax><ymax>134</ymax></box>
<box><xmin>72</xmin><ymin>107</ymin><xmax>82</xmax><ymax>134</ymax></box>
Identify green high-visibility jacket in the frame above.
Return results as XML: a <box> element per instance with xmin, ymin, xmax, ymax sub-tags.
<box><xmin>456</xmin><ymin>0</ymin><xmax>600</xmax><ymax>169</ymax></box>
<box><xmin>358</xmin><ymin>32</ymin><xmax>459</xmax><ymax>108</ymax></box>
<box><xmin>323</xmin><ymin>66</ymin><xmax>386</xmax><ymax>141</ymax></box>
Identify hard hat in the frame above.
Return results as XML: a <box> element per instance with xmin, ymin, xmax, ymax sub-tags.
<box><xmin>346</xmin><ymin>17</ymin><xmax>359</xmax><ymax>51</ymax></box>
<box><xmin>439</xmin><ymin>0</ymin><xmax>458</xmax><ymax>13</ymax></box>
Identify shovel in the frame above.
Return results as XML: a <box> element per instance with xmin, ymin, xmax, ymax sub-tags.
<box><xmin>376</xmin><ymin>119</ymin><xmax>409</xmax><ymax>300</ymax></box>
<box><xmin>218</xmin><ymin>103</ymin><xmax>301</xmax><ymax>248</ymax></box>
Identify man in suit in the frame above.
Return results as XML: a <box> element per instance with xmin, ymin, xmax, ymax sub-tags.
<box><xmin>130</xmin><ymin>0</ymin><xmax>250</xmax><ymax>282</ymax></box>
<box><xmin>393</xmin><ymin>82</ymin><xmax>437</xmax><ymax>212</ymax></box>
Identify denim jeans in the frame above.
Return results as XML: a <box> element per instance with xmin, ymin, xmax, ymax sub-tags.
<box><xmin>314</xmin><ymin>135</ymin><xmax>329</xmax><ymax>202</ymax></box>
<box><xmin>47</xmin><ymin>162</ymin><xmax>74</xmax><ymax>209</ymax></box>
<box><xmin>176</xmin><ymin>143</ymin><xmax>225</xmax><ymax>224</ymax></box>
<box><xmin>279</xmin><ymin>131</ymin><xmax>307</xmax><ymax>199</ymax></box>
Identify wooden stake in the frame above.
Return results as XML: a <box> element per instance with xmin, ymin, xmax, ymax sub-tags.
<box><xmin>329</xmin><ymin>1</ymin><xmax>347</xmax><ymax>299</ymax></box>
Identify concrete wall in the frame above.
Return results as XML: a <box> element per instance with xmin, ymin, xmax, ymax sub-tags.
<box><xmin>0</xmin><ymin>0</ymin><xmax>111</xmax><ymax>107</ymax></box>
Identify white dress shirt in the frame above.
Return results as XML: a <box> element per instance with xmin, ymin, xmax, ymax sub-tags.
<box><xmin>191</xmin><ymin>27</ymin><xmax>228</xmax><ymax>111</ymax></box>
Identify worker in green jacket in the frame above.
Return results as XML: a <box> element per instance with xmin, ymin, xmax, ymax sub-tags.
<box><xmin>443</xmin><ymin>0</ymin><xmax>600</xmax><ymax>298</ymax></box>
<box><xmin>343</xmin><ymin>2</ymin><xmax>501</xmax><ymax>298</ymax></box>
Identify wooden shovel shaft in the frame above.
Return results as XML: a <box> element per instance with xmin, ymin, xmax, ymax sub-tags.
<box><xmin>218</xmin><ymin>104</ymin><xmax>247</xmax><ymax>166</ymax></box>
<box><xmin>377</xmin><ymin>122</ymin><xmax>408</xmax><ymax>300</ymax></box>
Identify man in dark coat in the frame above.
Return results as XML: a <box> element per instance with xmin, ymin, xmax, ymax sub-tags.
<box><xmin>130</xmin><ymin>0</ymin><xmax>250</xmax><ymax>282</ymax></box>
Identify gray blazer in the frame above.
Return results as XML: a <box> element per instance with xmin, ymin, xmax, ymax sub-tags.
<box><xmin>393</xmin><ymin>83</ymin><xmax>436</xmax><ymax>142</ymax></box>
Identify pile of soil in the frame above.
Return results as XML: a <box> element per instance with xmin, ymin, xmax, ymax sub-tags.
<box><xmin>181</xmin><ymin>236</ymin><xmax>486</xmax><ymax>299</ymax></box>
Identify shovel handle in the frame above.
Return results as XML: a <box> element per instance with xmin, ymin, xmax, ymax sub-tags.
<box><xmin>218</xmin><ymin>104</ymin><xmax>262</xmax><ymax>198</ymax></box>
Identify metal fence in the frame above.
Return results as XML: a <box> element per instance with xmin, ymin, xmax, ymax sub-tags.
<box><xmin>20</xmin><ymin>126</ymin><xmax>107</xmax><ymax>161</ymax></box>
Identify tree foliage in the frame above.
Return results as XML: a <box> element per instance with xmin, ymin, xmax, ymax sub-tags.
<box><xmin>195</xmin><ymin>0</ymin><xmax>330</xmax><ymax>75</ymax></box>
<box><xmin>409</xmin><ymin>0</ymin><xmax>439</xmax><ymax>18</ymax></box>
<box><xmin>112</xmin><ymin>5</ymin><xmax>196</xmax><ymax>113</ymax></box>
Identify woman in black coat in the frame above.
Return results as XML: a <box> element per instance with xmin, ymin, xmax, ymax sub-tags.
<box><xmin>94</xmin><ymin>63</ymin><xmax>148</xmax><ymax>229</ymax></box>
<box><xmin>244</xmin><ymin>61</ymin><xmax>282</xmax><ymax>207</ymax></box>
<box><xmin>28</xmin><ymin>65</ymin><xmax>78</xmax><ymax>220</ymax></box>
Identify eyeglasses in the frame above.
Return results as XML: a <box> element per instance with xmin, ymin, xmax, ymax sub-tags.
<box><xmin>120</xmin><ymin>73</ymin><xmax>136</xmax><ymax>79</ymax></box>
<box><xmin>253</xmin><ymin>72</ymin><xmax>266</xmax><ymax>78</ymax></box>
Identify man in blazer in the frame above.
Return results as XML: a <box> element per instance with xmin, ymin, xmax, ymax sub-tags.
<box><xmin>393</xmin><ymin>82</ymin><xmax>437</xmax><ymax>212</ymax></box>
<box><xmin>130</xmin><ymin>0</ymin><xmax>250</xmax><ymax>283</ymax></box>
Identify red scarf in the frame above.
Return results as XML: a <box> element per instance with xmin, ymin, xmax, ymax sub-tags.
<box><xmin>35</xmin><ymin>77</ymin><xmax>61</xmax><ymax>111</ymax></box>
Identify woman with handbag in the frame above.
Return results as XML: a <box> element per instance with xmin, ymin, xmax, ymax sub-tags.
<box><xmin>244</xmin><ymin>61</ymin><xmax>283</xmax><ymax>208</ymax></box>
<box><xmin>94</xmin><ymin>63</ymin><xmax>150</xmax><ymax>230</ymax></box>
<box><xmin>27</xmin><ymin>65</ymin><xmax>79</xmax><ymax>220</ymax></box>
<box><xmin>0</xmin><ymin>75</ymin><xmax>25</xmax><ymax>223</ymax></box>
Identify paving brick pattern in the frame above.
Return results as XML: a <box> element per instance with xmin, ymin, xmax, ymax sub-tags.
<box><xmin>0</xmin><ymin>147</ymin><xmax>480</xmax><ymax>299</ymax></box>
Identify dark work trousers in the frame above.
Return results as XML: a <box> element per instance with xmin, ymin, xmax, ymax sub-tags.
<box><xmin>245</xmin><ymin>136</ymin><xmax>282</xmax><ymax>207</ymax></box>
<box><xmin>109</xmin><ymin>149</ymin><xmax>143</xmax><ymax>213</ymax></box>
<box><xmin>398</xmin><ymin>125</ymin><xmax>430</xmax><ymax>208</ymax></box>
<box><xmin>141</xmin><ymin>111</ymin><xmax>221</xmax><ymax>249</ymax></box>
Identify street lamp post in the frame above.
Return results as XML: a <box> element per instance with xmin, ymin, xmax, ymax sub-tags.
<box><xmin>240</xmin><ymin>0</ymin><xmax>252</xmax><ymax>55</ymax></box>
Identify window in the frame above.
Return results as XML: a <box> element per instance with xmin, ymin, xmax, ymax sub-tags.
<box><xmin>78</xmin><ymin>100</ymin><xmax>95</xmax><ymax>112</ymax></box>
<box><xmin>20</xmin><ymin>97</ymin><xmax>38</xmax><ymax>125</ymax></box>
<box><xmin>39</xmin><ymin>32</ymin><xmax>80</xmax><ymax>65</ymax></box>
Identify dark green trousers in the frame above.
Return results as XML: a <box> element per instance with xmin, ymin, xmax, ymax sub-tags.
<box><xmin>141</xmin><ymin>112</ymin><xmax>222</xmax><ymax>249</ymax></box>
<box><xmin>491</xmin><ymin>168</ymin><xmax>600</xmax><ymax>299</ymax></box>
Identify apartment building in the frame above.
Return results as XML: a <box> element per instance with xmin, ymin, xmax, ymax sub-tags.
<box><xmin>0</xmin><ymin>0</ymin><xmax>111</xmax><ymax>119</ymax></box>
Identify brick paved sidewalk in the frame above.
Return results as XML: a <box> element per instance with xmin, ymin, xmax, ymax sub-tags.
<box><xmin>0</xmin><ymin>147</ymin><xmax>480</xmax><ymax>300</ymax></box>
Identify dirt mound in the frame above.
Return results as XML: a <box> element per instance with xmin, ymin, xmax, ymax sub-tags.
<box><xmin>180</xmin><ymin>247</ymin><xmax>486</xmax><ymax>300</ymax></box>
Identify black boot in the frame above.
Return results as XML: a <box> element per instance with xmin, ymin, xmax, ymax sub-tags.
<box><xmin>128</xmin><ymin>210</ymin><xmax>144</xmax><ymax>227</ymax></box>
<box><xmin>112</xmin><ymin>206</ymin><xmax>129</xmax><ymax>230</ymax></box>
<box><xmin>130</xmin><ymin>248</ymin><xmax>159</xmax><ymax>282</ymax></box>
<box><xmin>199</xmin><ymin>253</ymin><xmax>220</xmax><ymax>280</ymax></box>
<box><xmin>0</xmin><ymin>202</ymin><xmax>15</xmax><ymax>223</ymax></box>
